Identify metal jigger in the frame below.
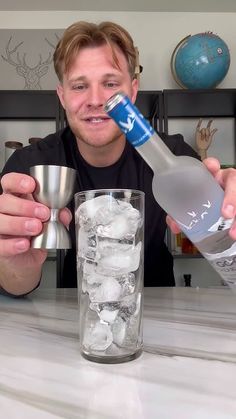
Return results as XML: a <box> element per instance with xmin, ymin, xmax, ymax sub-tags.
<box><xmin>30</xmin><ymin>165</ymin><xmax>76</xmax><ymax>249</ymax></box>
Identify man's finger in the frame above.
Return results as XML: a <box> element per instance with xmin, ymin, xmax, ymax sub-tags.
<box><xmin>0</xmin><ymin>237</ymin><xmax>30</xmax><ymax>256</ymax></box>
<box><xmin>59</xmin><ymin>207</ymin><xmax>72</xmax><ymax>227</ymax></box>
<box><xmin>207</xmin><ymin>119</ymin><xmax>213</xmax><ymax>129</ymax></box>
<box><xmin>196</xmin><ymin>119</ymin><xmax>202</xmax><ymax>130</ymax></box>
<box><xmin>0</xmin><ymin>194</ymin><xmax>49</xmax><ymax>220</ymax></box>
<box><xmin>210</xmin><ymin>128</ymin><xmax>218</xmax><ymax>136</ymax></box>
<box><xmin>1</xmin><ymin>173</ymin><xmax>36</xmax><ymax>195</ymax></box>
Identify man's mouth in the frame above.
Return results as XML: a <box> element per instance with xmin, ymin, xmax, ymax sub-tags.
<box><xmin>84</xmin><ymin>116</ymin><xmax>110</xmax><ymax>123</ymax></box>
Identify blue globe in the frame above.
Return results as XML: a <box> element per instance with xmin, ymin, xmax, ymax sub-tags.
<box><xmin>171</xmin><ymin>32</ymin><xmax>230</xmax><ymax>89</ymax></box>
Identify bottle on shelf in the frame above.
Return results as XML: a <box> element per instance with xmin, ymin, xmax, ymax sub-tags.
<box><xmin>4</xmin><ymin>140</ymin><xmax>23</xmax><ymax>162</ymax></box>
<box><xmin>181</xmin><ymin>233</ymin><xmax>199</xmax><ymax>255</ymax></box>
<box><xmin>174</xmin><ymin>232</ymin><xmax>182</xmax><ymax>254</ymax></box>
<box><xmin>105</xmin><ymin>92</ymin><xmax>236</xmax><ymax>287</ymax></box>
<box><xmin>171</xmin><ymin>231</ymin><xmax>199</xmax><ymax>255</ymax></box>
<box><xmin>183</xmin><ymin>274</ymin><xmax>192</xmax><ymax>287</ymax></box>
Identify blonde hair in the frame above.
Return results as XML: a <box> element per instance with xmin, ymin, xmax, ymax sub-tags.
<box><xmin>54</xmin><ymin>21</ymin><xmax>137</xmax><ymax>81</ymax></box>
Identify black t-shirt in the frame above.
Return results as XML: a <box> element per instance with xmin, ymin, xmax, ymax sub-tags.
<box><xmin>2</xmin><ymin>126</ymin><xmax>199</xmax><ymax>287</ymax></box>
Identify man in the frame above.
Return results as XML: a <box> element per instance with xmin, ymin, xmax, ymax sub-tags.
<box><xmin>0</xmin><ymin>21</ymin><xmax>236</xmax><ymax>296</ymax></box>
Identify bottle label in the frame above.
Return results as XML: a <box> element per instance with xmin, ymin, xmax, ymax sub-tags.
<box><xmin>174</xmin><ymin>185</ymin><xmax>236</xmax><ymax>283</ymax></box>
<box><xmin>106</xmin><ymin>95</ymin><xmax>154</xmax><ymax>146</ymax></box>
<box><xmin>197</xmin><ymin>222</ymin><xmax>236</xmax><ymax>283</ymax></box>
<box><xmin>174</xmin><ymin>189</ymin><xmax>226</xmax><ymax>243</ymax></box>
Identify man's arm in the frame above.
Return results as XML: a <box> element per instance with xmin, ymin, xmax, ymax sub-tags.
<box><xmin>0</xmin><ymin>254</ymin><xmax>44</xmax><ymax>296</ymax></box>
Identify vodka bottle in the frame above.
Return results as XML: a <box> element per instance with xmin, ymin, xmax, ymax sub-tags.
<box><xmin>105</xmin><ymin>92</ymin><xmax>236</xmax><ymax>286</ymax></box>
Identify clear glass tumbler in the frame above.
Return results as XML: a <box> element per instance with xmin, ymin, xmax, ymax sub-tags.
<box><xmin>75</xmin><ymin>189</ymin><xmax>144</xmax><ymax>363</ymax></box>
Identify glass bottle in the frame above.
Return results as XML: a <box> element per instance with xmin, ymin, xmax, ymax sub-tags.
<box><xmin>105</xmin><ymin>92</ymin><xmax>236</xmax><ymax>287</ymax></box>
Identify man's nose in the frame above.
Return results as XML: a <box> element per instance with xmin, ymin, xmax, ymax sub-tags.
<box><xmin>87</xmin><ymin>86</ymin><xmax>104</xmax><ymax>108</ymax></box>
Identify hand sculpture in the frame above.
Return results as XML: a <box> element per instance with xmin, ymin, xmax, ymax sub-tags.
<box><xmin>195</xmin><ymin>119</ymin><xmax>218</xmax><ymax>160</ymax></box>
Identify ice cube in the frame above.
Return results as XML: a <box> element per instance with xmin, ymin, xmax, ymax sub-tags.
<box><xmin>112</xmin><ymin>317</ymin><xmax>126</xmax><ymax>346</ymax></box>
<box><xmin>97</xmin><ymin>214</ymin><xmax>130</xmax><ymax>239</ymax></box>
<box><xmin>121</xmin><ymin>293</ymin><xmax>142</xmax><ymax>317</ymax></box>
<box><xmin>91</xmin><ymin>301</ymin><xmax>120</xmax><ymax>311</ymax></box>
<box><xmin>89</xmin><ymin>301</ymin><xmax>120</xmax><ymax>325</ymax></box>
<box><xmin>85</xmin><ymin>272</ymin><xmax>106</xmax><ymax>286</ymax></box>
<box><xmin>99</xmin><ymin>308</ymin><xmax>119</xmax><ymax>323</ymax></box>
<box><xmin>78</xmin><ymin>229</ymin><xmax>97</xmax><ymax>261</ymax></box>
<box><xmin>113</xmin><ymin>293</ymin><xmax>141</xmax><ymax>326</ymax></box>
<box><xmin>87</xmin><ymin>272</ymin><xmax>136</xmax><ymax>298</ymax></box>
<box><xmin>83</xmin><ymin>260</ymin><xmax>122</xmax><ymax>279</ymax></box>
<box><xmin>94</xmin><ymin>205</ymin><xmax>119</xmax><ymax>226</ymax></box>
<box><xmin>98</xmin><ymin>241</ymin><xmax>142</xmax><ymax>275</ymax></box>
<box><xmin>122</xmin><ymin>315</ymin><xmax>140</xmax><ymax>348</ymax></box>
<box><xmin>112</xmin><ymin>311</ymin><xmax>140</xmax><ymax>348</ymax></box>
<box><xmin>83</xmin><ymin>321</ymin><xmax>113</xmax><ymax>351</ymax></box>
<box><xmin>88</xmin><ymin>277</ymin><xmax>122</xmax><ymax>302</ymax></box>
<box><xmin>119</xmin><ymin>302</ymin><xmax>137</xmax><ymax>321</ymax></box>
<box><xmin>96</xmin><ymin>239</ymin><xmax>134</xmax><ymax>259</ymax></box>
<box><xmin>116</xmin><ymin>200</ymin><xmax>142</xmax><ymax>236</ymax></box>
<box><xmin>76</xmin><ymin>195</ymin><xmax>118</xmax><ymax>227</ymax></box>
<box><xmin>117</xmin><ymin>273</ymin><xmax>136</xmax><ymax>296</ymax></box>
<box><xmin>96</xmin><ymin>200</ymin><xmax>141</xmax><ymax>239</ymax></box>
<box><xmin>83</xmin><ymin>261</ymin><xmax>97</xmax><ymax>276</ymax></box>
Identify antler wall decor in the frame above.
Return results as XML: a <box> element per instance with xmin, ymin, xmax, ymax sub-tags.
<box><xmin>1</xmin><ymin>34</ymin><xmax>60</xmax><ymax>90</ymax></box>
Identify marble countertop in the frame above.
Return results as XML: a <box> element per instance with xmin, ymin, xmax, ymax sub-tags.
<box><xmin>1</xmin><ymin>286</ymin><xmax>236</xmax><ymax>418</ymax></box>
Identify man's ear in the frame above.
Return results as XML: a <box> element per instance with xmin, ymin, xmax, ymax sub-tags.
<box><xmin>56</xmin><ymin>84</ymin><xmax>65</xmax><ymax>109</ymax></box>
<box><xmin>131</xmin><ymin>77</ymin><xmax>139</xmax><ymax>103</ymax></box>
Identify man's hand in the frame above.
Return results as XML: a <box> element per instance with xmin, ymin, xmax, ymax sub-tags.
<box><xmin>166</xmin><ymin>157</ymin><xmax>236</xmax><ymax>240</ymax></box>
<box><xmin>0</xmin><ymin>172</ymin><xmax>72</xmax><ymax>295</ymax></box>
<box><xmin>0</xmin><ymin>172</ymin><xmax>48</xmax><ymax>258</ymax></box>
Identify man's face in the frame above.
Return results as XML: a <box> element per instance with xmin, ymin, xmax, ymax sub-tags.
<box><xmin>57</xmin><ymin>43</ymin><xmax>138</xmax><ymax>150</ymax></box>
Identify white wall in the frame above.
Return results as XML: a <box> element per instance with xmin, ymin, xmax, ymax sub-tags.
<box><xmin>1</xmin><ymin>10</ymin><xmax>235</xmax><ymax>288</ymax></box>
<box><xmin>0</xmin><ymin>11</ymin><xmax>235</xmax><ymax>90</ymax></box>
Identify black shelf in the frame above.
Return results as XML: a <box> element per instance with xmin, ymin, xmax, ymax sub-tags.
<box><xmin>172</xmin><ymin>253</ymin><xmax>203</xmax><ymax>259</ymax></box>
<box><xmin>163</xmin><ymin>88</ymin><xmax>236</xmax><ymax>133</ymax></box>
<box><xmin>0</xmin><ymin>90</ymin><xmax>61</xmax><ymax>126</ymax></box>
<box><xmin>135</xmin><ymin>90</ymin><xmax>163</xmax><ymax>131</ymax></box>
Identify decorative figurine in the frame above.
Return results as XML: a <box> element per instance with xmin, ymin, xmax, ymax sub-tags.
<box><xmin>195</xmin><ymin>119</ymin><xmax>218</xmax><ymax>160</ymax></box>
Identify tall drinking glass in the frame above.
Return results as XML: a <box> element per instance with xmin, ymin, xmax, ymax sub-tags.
<box><xmin>75</xmin><ymin>189</ymin><xmax>144</xmax><ymax>363</ymax></box>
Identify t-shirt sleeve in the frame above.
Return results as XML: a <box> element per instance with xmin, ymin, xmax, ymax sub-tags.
<box><xmin>160</xmin><ymin>132</ymin><xmax>201</xmax><ymax>160</ymax></box>
<box><xmin>1</xmin><ymin>148</ymin><xmax>31</xmax><ymax>177</ymax></box>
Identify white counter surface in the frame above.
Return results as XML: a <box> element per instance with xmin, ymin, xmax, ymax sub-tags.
<box><xmin>0</xmin><ymin>286</ymin><xmax>236</xmax><ymax>418</ymax></box>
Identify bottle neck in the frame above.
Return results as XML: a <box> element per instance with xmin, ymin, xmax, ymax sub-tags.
<box><xmin>105</xmin><ymin>92</ymin><xmax>176</xmax><ymax>173</ymax></box>
<box><xmin>137</xmin><ymin>133</ymin><xmax>176</xmax><ymax>173</ymax></box>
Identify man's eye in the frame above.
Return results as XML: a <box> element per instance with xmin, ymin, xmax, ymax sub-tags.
<box><xmin>105</xmin><ymin>82</ymin><xmax>119</xmax><ymax>88</ymax></box>
<box><xmin>72</xmin><ymin>84</ymin><xmax>86</xmax><ymax>90</ymax></box>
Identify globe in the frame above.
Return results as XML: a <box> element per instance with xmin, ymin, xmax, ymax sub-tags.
<box><xmin>171</xmin><ymin>32</ymin><xmax>230</xmax><ymax>89</ymax></box>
